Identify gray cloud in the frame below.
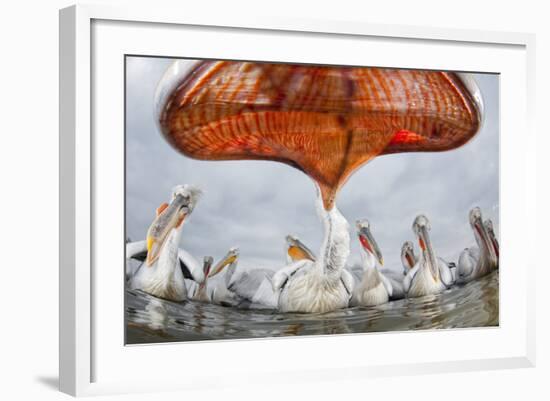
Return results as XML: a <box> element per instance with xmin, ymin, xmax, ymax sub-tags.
<box><xmin>125</xmin><ymin>57</ymin><xmax>499</xmax><ymax>272</ymax></box>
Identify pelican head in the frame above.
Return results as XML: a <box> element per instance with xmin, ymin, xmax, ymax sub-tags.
<box><xmin>203</xmin><ymin>256</ymin><xmax>214</xmax><ymax>277</ymax></box>
<box><xmin>209</xmin><ymin>247</ymin><xmax>240</xmax><ymax>277</ymax></box>
<box><xmin>468</xmin><ymin>207</ymin><xmax>492</xmax><ymax>249</ymax></box>
<box><xmin>469</xmin><ymin>206</ymin><xmax>483</xmax><ymax>228</ymax></box>
<box><xmin>401</xmin><ymin>241</ymin><xmax>416</xmax><ymax>273</ymax></box>
<box><xmin>356</xmin><ymin>219</ymin><xmax>383</xmax><ymax>266</ymax></box>
<box><xmin>145</xmin><ymin>185</ymin><xmax>202</xmax><ymax>266</ymax></box>
<box><xmin>412</xmin><ymin>214</ymin><xmax>438</xmax><ymax>281</ymax></box>
<box><xmin>286</xmin><ymin>234</ymin><xmax>316</xmax><ymax>262</ymax></box>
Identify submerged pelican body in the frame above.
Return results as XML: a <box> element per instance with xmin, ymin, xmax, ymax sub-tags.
<box><xmin>349</xmin><ymin>220</ymin><xmax>393</xmax><ymax>306</ymax></box>
<box><xmin>276</xmin><ymin>186</ymin><xmax>354</xmax><ymax>313</ymax></box>
<box><xmin>127</xmin><ymin>185</ymin><xmax>204</xmax><ymax>301</ymax></box>
<box><xmin>457</xmin><ymin>208</ymin><xmax>498</xmax><ymax>284</ymax></box>
<box><xmin>404</xmin><ymin>215</ymin><xmax>449</xmax><ymax>298</ymax></box>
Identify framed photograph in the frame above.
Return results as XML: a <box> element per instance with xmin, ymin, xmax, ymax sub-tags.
<box><xmin>59</xmin><ymin>4</ymin><xmax>536</xmax><ymax>396</ymax></box>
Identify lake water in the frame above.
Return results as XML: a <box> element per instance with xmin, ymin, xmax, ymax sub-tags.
<box><xmin>125</xmin><ymin>270</ymin><xmax>499</xmax><ymax>344</ymax></box>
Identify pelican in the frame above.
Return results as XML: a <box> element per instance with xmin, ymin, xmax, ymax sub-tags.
<box><xmin>201</xmin><ymin>248</ymin><xmax>242</xmax><ymax>306</ymax></box>
<box><xmin>484</xmin><ymin>219</ymin><xmax>500</xmax><ymax>264</ymax></box>
<box><xmin>187</xmin><ymin>249</ymin><xmax>241</xmax><ymax>305</ymax></box>
<box><xmin>401</xmin><ymin>240</ymin><xmax>456</xmax><ymax>287</ymax></box>
<box><xmin>403</xmin><ymin>215</ymin><xmax>450</xmax><ymax>298</ymax></box>
<box><xmin>348</xmin><ymin>219</ymin><xmax>393</xmax><ymax>306</ymax></box>
<box><xmin>127</xmin><ymin>185</ymin><xmax>204</xmax><ymax>301</ymax></box>
<box><xmin>401</xmin><ymin>241</ymin><xmax>416</xmax><ymax>276</ymax></box>
<box><xmin>274</xmin><ymin>185</ymin><xmax>354</xmax><ymax>313</ymax></box>
<box><xmin>457</xmin><ymin>208</ymin><xmax>498</xmax><ymax>284</ymax></box>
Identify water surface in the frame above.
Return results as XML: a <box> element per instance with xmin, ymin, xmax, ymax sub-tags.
<box><xmin>126</xmin><ymin>270</ymin><xmax>498</xmax><ymax>344</ymax></box>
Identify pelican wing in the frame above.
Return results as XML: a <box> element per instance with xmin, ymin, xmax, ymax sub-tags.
<box><xmin>340</xmin><ymin>269</ymin><xmax>355</xmax><ymax>296</ymax></box>
<box><xmin>178</xmin><ymin>249</ymin><xmax>205</xmax><ymax>284</ymax></box>
<box><xmin>272</xmin><ymin>260</ymin><xmax>310</xmax><ymax>291</ymax></box>
<box><xmin>438</xmin><ymin>258</ymin><xmax>455</xmax><ymax>287</ymax></box>
<box><xmin>379</xmin><ymin>273</ymin><xmax>394</xmax><ymax>297</ymax></box>
<box><xmin>403</xmin><ymin>264</ymin><xmax>420</xmax><ymax>293</ymax></box>
<box><xmin>250</xmin><ymin>276</ymin><xmax>279</xmax><ymax>309</ymax></box>
<box><xmin>184</xmin><ymin>279</ymin><xmax>200</xmax><ymax>298</ymax></box>
<box><xmin>126</xmin><ymin>240</ymin><xmax>148</xmax><ymax>261</ymax></box>
<box><xmin>126</xmin><ymin>240</ymin><xmax>147</xmax><ymax>280</ymax></box>
<box><xmin>227</xmin><ymin>268</ymin><xmax>276</xmax><ymax>306</ymax></box>
<box><xmin>125</xmin><ymin>258</ymin><xmax>143</xmax><ymax>281</ymax></box>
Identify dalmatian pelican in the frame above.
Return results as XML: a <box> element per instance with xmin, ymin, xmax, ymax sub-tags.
<box><xmin>348</xmin><ymin>219</ymin><xmax>393</xmax><ymax>306</ymax></box>
<box><xmin>126</xmin><ymin>185</ymin><xmax>204</xmax><ymax>301</ymax></box>
<box><xmin>401</xmin><ymin>240</ymin><xmax>456</xmax><ymax>287</ymax></box>
<box><xmin>404</xmin><ymin>215</ymin><xmax>452</xmax><ymax>298</ymax></box>
<box><xmin>457</xmin><ymin>208</ymin><xmax>498</xmax><ymax>283</ymax></box>
<box><xmin>273</xmin><ymin>185</ymin><xmax>355</xmax><ymax>313</ymax></box>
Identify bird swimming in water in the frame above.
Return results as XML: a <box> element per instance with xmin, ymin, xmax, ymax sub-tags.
<box><xmin>401</xmin><ymin>241</ymin><xmax>416</xmax><ymax>276</ymax></box>
<box><xmin>401</xmin><ymin>240</ymin><xmax>456</xmax><ymax>287</ymax></box>
<box><xmin>274</xmin><ymin>184</ymin><xmax>355</xmax><ymax>313</ymax></box>
<box><xmin>348</xmin><ymin>219</ymin><xmax>393</xmax><ymax>306</ymax></box>
<box><xmin>457</xmin><ymin>207</ymin><xmax>498</xmax><ymax>284</ymax></box>
<box><xmin>188</xmin><ymin>249</ymin><xmax>241</xmax><ymax>306</ymax></box>
<box><xmin>126</xmin><ymin>185</ymin><xmax>204</xmax><ymax>301</ymax></box>
<box><xmin>404</xmin><ymin>215</ymin><xmax>452</xmax><ymax>298</ymax></box>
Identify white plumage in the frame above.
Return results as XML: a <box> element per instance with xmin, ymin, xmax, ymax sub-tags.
<box><xmin>349</xmin><ymin>219</ymin><xmax>393</xmax><ymax>306</ymax></box>
<box><xmin>277</xmin><ymin>188</ymin><xmax>353</xmax><ymax>313</ymax></box>
<box><xmin>405</xmin><ymin>215</ymin><xmax>447</xmax><ymax>298</ymax></box>
<box><xmin>126</xmin><ymin>185</ymin><xmax>204</xmax><ymax>301</ymax></box>
<box><xmin>457</xmin><ymin>208</ymin><xmax>498</xmax><ymax>284</ymax></box>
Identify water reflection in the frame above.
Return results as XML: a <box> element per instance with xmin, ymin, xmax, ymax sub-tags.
<box><xmin>126</xmin><ymin>271</ymin><xmax>499</xmax><ymax>344</ymax></box>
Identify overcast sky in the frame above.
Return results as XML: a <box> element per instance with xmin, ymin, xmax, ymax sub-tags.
<box><xmin>125</xmin><ymin>57</ymin><xmax>499</xmax><ymax>272</ymax></box>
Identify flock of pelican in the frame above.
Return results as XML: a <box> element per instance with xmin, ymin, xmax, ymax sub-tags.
<box><xmin>126</xmin><ymin>184</ymin><xmax>499</xmax><ymax>313</ymax></box>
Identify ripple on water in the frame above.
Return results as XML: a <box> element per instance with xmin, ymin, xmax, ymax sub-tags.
<box><xmin>125</xmin><ymin>270</ymin><xmax>499</xmax><ymax>344</ymax></box>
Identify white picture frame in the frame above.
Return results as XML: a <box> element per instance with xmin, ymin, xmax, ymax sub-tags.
<box><xmin>59</xmin><ymin>4</ymin><xmax>536</xmax><ymax>397</ymax></box>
